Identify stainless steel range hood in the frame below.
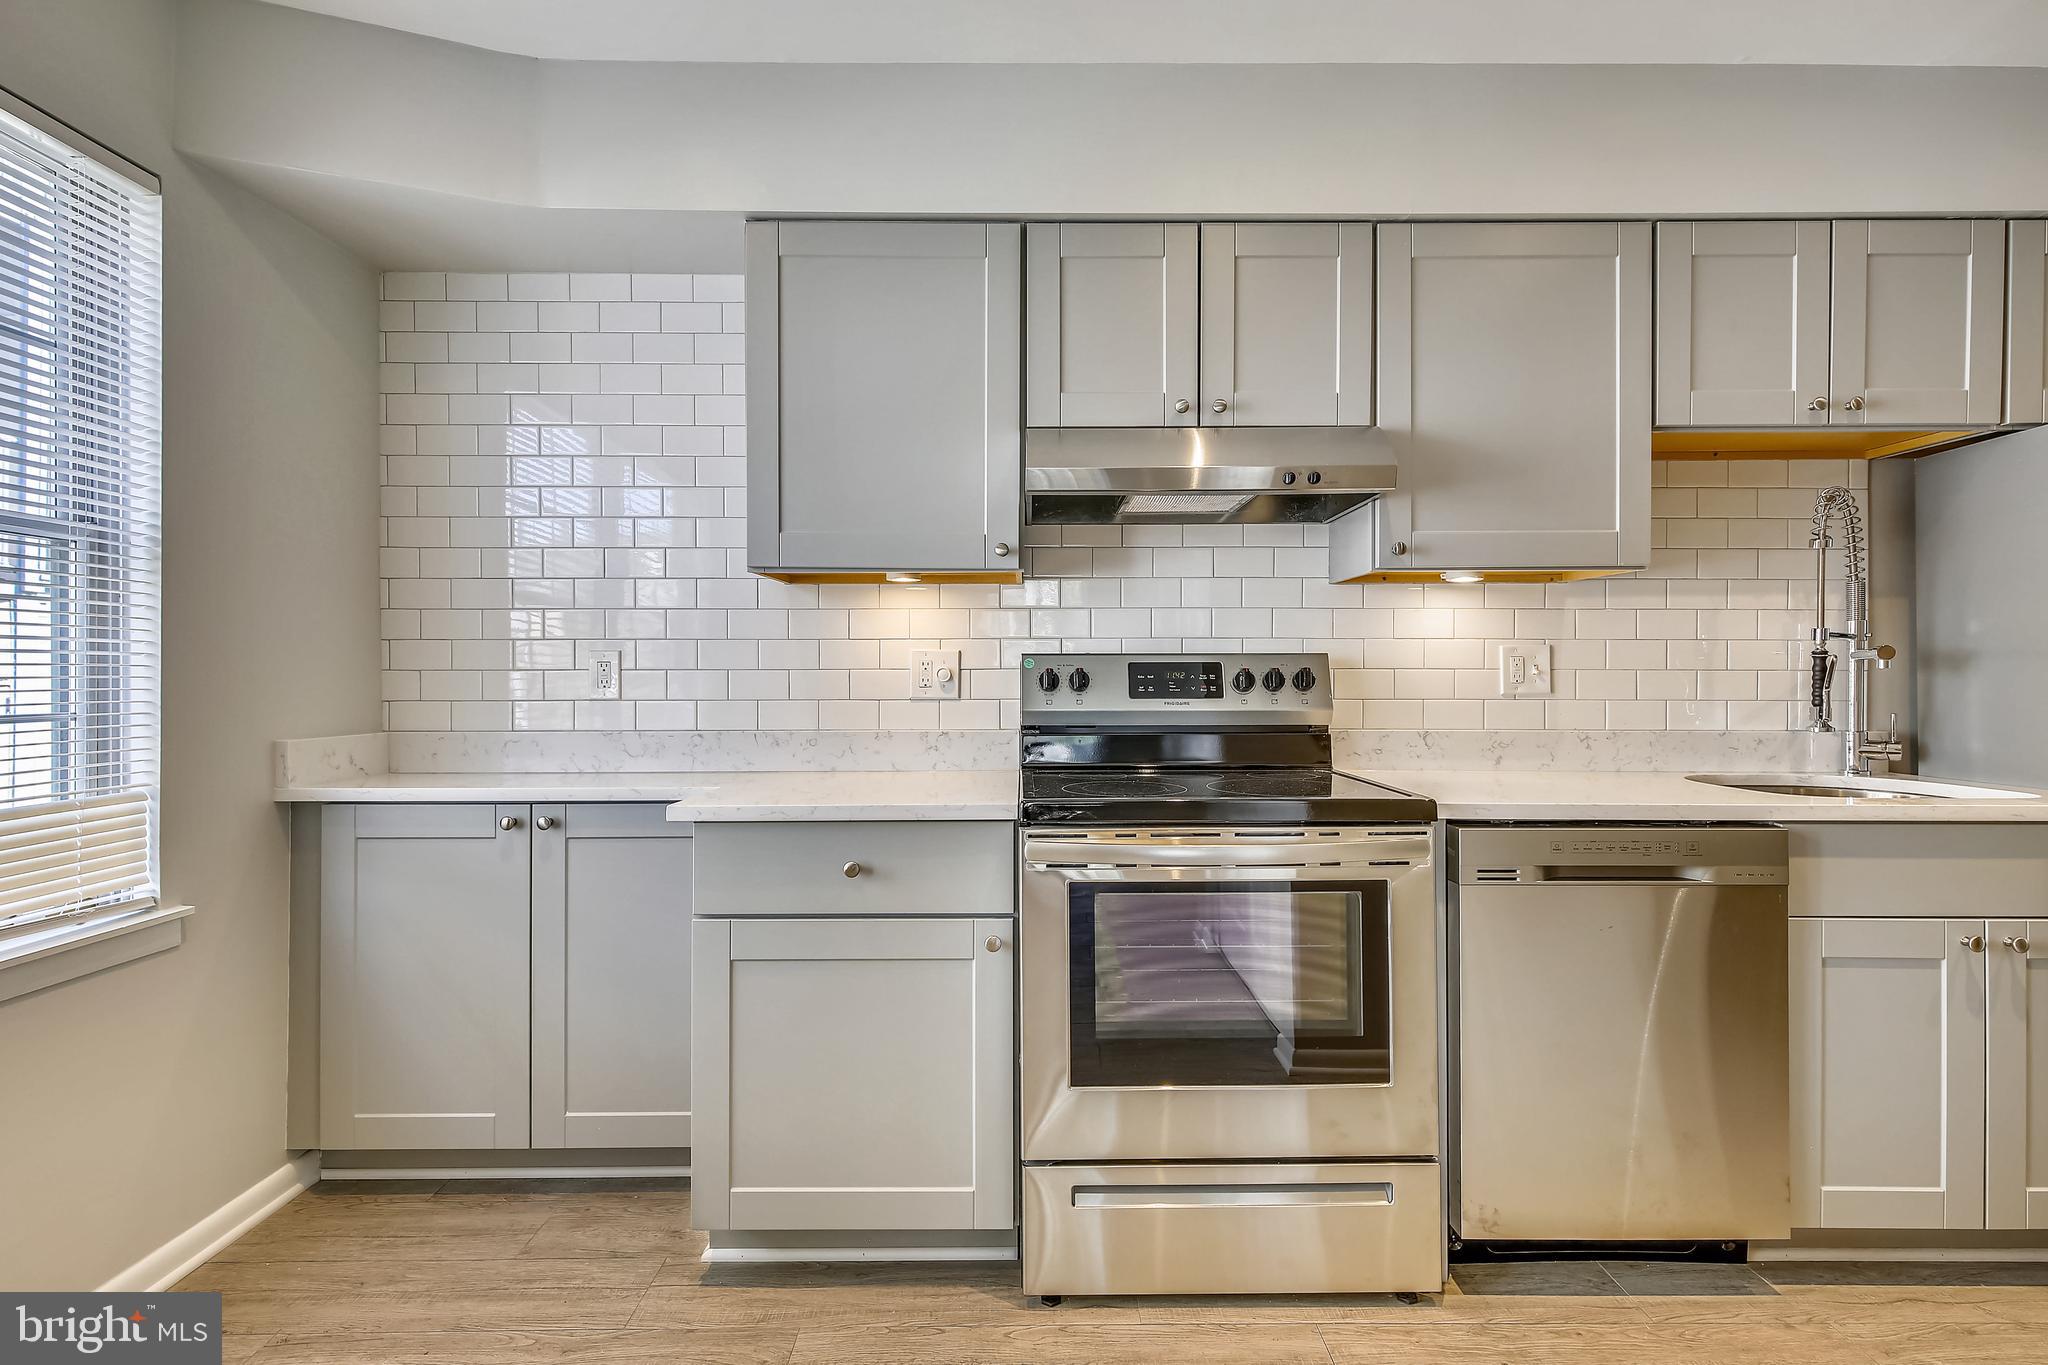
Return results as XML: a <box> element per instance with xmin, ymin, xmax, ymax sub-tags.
<box><xmin>1024</xmin><ymin>427</ymin><xmax>1396</xmax><ymax>525</ymax></box>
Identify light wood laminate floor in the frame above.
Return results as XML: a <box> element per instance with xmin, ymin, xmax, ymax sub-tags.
<box><xmin>179</xmin><ymin>1181</ymin><xmax>2048</xmax><ymax>1363</ymax></box>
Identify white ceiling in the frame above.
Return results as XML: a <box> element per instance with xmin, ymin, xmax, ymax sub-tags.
<box><xmin>255</xmin><ymin>0</ymin><xmax>2048</xmax><ymax>66</ymax></box>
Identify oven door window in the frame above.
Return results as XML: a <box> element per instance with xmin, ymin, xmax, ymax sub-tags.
<box><xmin>1068</xmin><ymin>880</ymin><xmax>1391</xmax><ymax>1087</ymax></box>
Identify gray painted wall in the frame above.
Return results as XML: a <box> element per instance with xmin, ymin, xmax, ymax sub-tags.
<box><xmin>1915</xmin><ymin>428</ymin><xmax>2048</xmax><ymax>788</ymax></box>
<box><xmin>0</xmin><ymin>0</ymin><xmax>381</xmax><ymax>1290</ymax></box>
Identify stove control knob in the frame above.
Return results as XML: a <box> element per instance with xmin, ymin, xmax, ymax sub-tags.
<box><xmin>1292</xmin><ymin>667</ymin><xmax>1317</xmax><ymax>692</ymax></box>
<box><xmin>1068</xmin><ymin>667</ymin><xmax>1090</xmax><ymax>693</ymax></box>
<box><xmin>1232</xmin><ymin>667</ymin><xmax>1257</xmax><ymax>694</ymax></box>
<box><xmin>1261</xmin><ymin>667</ymin><xmax>1286</xmax><ymax>693</ymax></box>
<box><xmin>1037</xmin><ymin>668</ymin><xmax>1060</xmax><ymax>694</ymax></box>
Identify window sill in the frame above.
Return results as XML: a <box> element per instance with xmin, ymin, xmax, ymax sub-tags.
<box><xmin>0</xmin><ymin>903</ymin><xmax>195</xmax><ymax>1005</ymax></box>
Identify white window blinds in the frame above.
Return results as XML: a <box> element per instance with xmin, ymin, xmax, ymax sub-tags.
<box><xmin>0</xmin><ymin>98</ymin><xmax>162</xmax><ymax>934</ymax></box>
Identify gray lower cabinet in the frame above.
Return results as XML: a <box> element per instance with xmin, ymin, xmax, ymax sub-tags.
<box><xmin>1790</xmin><ymin>917</ymin><xmax>1986</xmax><ymax>1230</ymax></box>
<box><xmin>1332</xmin><ymin>221</ymin><xmax>1651</xmax><ymax>577</ymax></box>
<box><xmin>746</xmin><ymin>220</ymin><xmax>1021</xmax><ymax>576</ymax></box>
<box><xmin>531</xmin><ymin>803</ymin><xmax>694</xmax><ymax>1149</ymax></box>
<box><xmin>1988</xmin><ymin>915</ymin><xmax>2048</xmax><ymax>1229</ymax></box>
<box><xmin>320</xmin><ymin>802</ymin><xmax>691</xmax><ymax>1152</ymax></box>
<box><xmin>693</xmin><ymin>914</ymin><xmax>1015</xmax><ymax>1232</ymax></box>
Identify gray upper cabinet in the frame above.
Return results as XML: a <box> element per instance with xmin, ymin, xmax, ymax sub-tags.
<box><xmin>531</xmin><ymin>804</ymin><xmax>693</xmax><ymax>1150</ymax></box>
<box><xmin>1027</xmin><ymin>223</ymin><xmax>1198</xmax><ymax>427</ymax></box>
<box><xmin>1831</xmin><ymin>219</ymin><xmax>2005</xmax><ymax>427</ymax></box>
<box><xmin>320</xmin><ymin>804</ymin><xmax>533</xmax><ymax>1150</ymax></box>
<box><xmin>2007</xmin><ymin>220</ymin><xmax>2047</xmax><ymax>425</ymax></box>
<box><xmin>746</xmin><ymin>220</ymin><xmax>1020</xmax><ymax>575</ymax></box>
<box><xmin>1333</xmin><ymin>221</ymin><xmax>1650</xmax><ymax>577</ymax></box>
<box><xmin>691</xmin><ymin>915</ymin><xmax>1015</xmax><ymax>1232</ymax></box>
<box><xmin>1199</xmin><ymin>223</ymin><xmax>1371</xmax><ymax>426</ymax></box>
<box><xmin>1656</xmin><ymin>220</ymin><xmax>1830</xmax><ymax>427</ymax></box>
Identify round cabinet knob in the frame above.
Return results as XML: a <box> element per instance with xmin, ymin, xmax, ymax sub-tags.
<box><xmin>1037</xmin><ymin>668</ymin><xmax>1060</xmax><ymax>694</ymax></box>
<box><xmin>1390</xmin><ymin>541</ymin><xmax>1409</xmax><ymax>557</ymax></box>
<box><xmin>1173</xmin><ymin>399</ymin><xmax>1191</xmax><ymax>414</ymax></box>
<box><xmin>1843</xmin><ymin>395</ymin><xmax>1866</xmax><ymax>412</ymax></box>
<box><xmin>842</xmin><ymin>861</ymin><xmax>864</xmax><ymax>879</ymax></box>
<box><xmin>985</xmin><ymin>935</ymin><xmax>1005</xmax><ymax>953</ymax></box>
<box><xmin>1807</xmin><ymin>397</ymin><xmax>1828</xmax><ymax>412</ymax></box>
<box><xmin>1068</xmin><ymin>667</ymin><xmax>1090</xmax><ymax>693</ymax></box>
<box><xmin>535</xmin><ymin>815</ymin><xmax>556</xmax><ymax>831</ymax></box>
<box><xmin>500</xmin><ymin>816</ymin><xmax>521</xmax><ymax>831</ymax></box>
<box><xmin>1292</xmin><ymin>667</ymin><xmax>1317</xmax><ymax>692</ymax></box>
<box><xmin>1261</xmin><ymin>667</ymin><xmax>1286</xmax><ymax>693</ymax></box>
<box><xmin>1962</xmin><ymin>934</ymin><xmax>1986</xmax><ymax>953</ymax></box>
<box><xmin>1232</xmin><ymin>667</ymin><xmax>1257</xmax><ymax>694</ymax></box>
<box><xmin>2007</xmin><ymin>935</ymin><xmax>2032</xmax><ymax>955</ymax></box>
<box><xmin>993</xmin><ymin>542</ymin><xmax>1012</xmax><ymax>557</ymax></box>
<box><xmin>1211</xmin><ymin>399</ymin><xmax>1229</xmax><ymax>413</ymax></box>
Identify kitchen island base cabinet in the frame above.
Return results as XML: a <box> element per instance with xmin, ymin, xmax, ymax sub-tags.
<box><xmin>318</xmin><ymin>803</ymin><xmax>691</xmax><ymax>1153</ymax></box>
<box><xmin>692</xmin><ymin>915</ymin><xmax>1015</xmax><ymax>1233</ymax></box>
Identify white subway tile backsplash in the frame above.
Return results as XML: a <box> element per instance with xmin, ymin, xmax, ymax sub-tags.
<box><xmin>380</xmin><ymin>270</ymin><xmax>1851</xmax><ymax>735</ymax></box>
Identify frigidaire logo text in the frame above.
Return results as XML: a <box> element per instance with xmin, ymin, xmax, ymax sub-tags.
<box><xmin>15</xmin><ymin>1303</ymin><xmax>210</xmax><ymax>1355</ymax></box>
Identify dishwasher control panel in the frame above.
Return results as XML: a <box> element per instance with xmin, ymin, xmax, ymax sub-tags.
<box><xmin>1451</xmin><ymin>824</ymin><xmax>1789</xmax><ymax>886</ymax></box>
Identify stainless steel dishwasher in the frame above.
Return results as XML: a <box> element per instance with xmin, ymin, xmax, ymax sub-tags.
<box><xmin>1448</xmin><ymin>825</ymin><xmax>1790</xmax><ymax>1250</ymax></box>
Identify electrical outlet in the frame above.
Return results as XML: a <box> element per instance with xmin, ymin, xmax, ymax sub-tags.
<box><xmin>1497</xmin><ymin>642</ymin><xmax>1552</xmax><ymax>697</ymax></box>
<box><xmin>912</xmin><ymin>648</ymin><xmax>960</xmax><ymax>700</ymax></box>
<box><xmin>589</xmin><ymin>649</ymin><xmax>623</xmax><ymax>700</ymax></box>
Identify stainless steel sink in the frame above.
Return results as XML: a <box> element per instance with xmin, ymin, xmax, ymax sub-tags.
<box><xmin>1687</xmin><ymin>773</ymin><xmax>2041</xmax><ymax>801</ymax></box>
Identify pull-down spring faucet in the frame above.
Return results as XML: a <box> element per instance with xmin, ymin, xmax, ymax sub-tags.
<box><xmin>1808</xmin><ymin>486</ymin><xmax>1901</xmax><ymax>776</ymax></box>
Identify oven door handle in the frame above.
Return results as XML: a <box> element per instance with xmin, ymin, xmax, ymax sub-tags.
<box><xmin>1023</xmin><ymin>834</ymin><xmax>1430</xmax><ymax>871</ymax></box>
<box><xmin>1026</xmin><ymin>862</ymin><xmax>1412</xmax><ymax>883</ymax></box>
<box><xmin>1073</xmin><ymin>1182</ymin><xmax>1394</xmax><ymax>1210</ymax></box>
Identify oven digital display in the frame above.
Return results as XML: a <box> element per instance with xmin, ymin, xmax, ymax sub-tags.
<box><xmin>1128</xmin><ymin>661</ymin><xmax>1223</xmax><ymax>698</ymax></box>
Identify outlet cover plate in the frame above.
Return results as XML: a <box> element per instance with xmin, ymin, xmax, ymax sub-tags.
<box><xmin>912</xmin><ymin>648</ymin><xmax>960</xmax><ymax>700</ymax></box>
<box><xmin>589</xmin><ymin>649</ymin><xmax>623</xmax><ymax>700</ymax></box>
<box><xmin>1498</xmin><ymin>641</ymin><xmax>1553</xmax><ymax>697</ymax></box>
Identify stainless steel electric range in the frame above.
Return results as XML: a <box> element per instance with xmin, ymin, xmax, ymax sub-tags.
<box><xmin>1016</xmin><ymin>653</ymin><xmax>1445</xmax><ymax>1300</ymax></box>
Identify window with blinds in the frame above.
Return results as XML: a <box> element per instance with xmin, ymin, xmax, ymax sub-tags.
<box><xmin>0</xmin><ymin>99</ymin><xmax>162</xmax><ymax>937</ymax></box>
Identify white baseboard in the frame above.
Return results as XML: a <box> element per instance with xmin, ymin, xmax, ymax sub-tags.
<box><xmin>1753</xmin><ymin>1246</ymin><xmax>2048</xmax><ymax>1262</ymax></box>
<box><xmin>319</xmin><ymin>1164</ymin><xmax>689</xmax><ymax>1180</ymax></box>
<box><xmin>99</xmin><ymin>1153</ymin><xmax>318</xmax><ymax>1292</ymax></box>
<box><xmin>702</xmin><ymin>1246</ymin><xmax>1019</xmax><ymax>1263</ymax></box>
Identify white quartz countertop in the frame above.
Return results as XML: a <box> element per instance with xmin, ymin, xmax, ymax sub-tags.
<box><xmin>274</xmin><ymin>768</ymin><xmax>1021</xmax><ymax>821</ymax></box>
<box><xmin>1349</xmin><ymin>768</ymin><xmax>2048</xmax><ymax>823</ymax></box>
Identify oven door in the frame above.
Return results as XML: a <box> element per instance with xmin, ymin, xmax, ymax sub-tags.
<box><xmin>1020</xmin><ymin>827</ymin><xmax>1438</xmax><ymax>1163</ymax></box>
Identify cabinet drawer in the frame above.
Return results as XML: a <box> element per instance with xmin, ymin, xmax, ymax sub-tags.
<box><xmin>1023</xmin><ymin>1161</ymin><xmax>1442</xmax><ymax>1296</ymax></box>
<box><xmin>695</xmin><ymin>821</ymin><xmax>1013</xmax><ymax>917</ymax></box>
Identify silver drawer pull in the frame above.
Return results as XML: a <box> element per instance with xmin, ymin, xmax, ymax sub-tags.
<box><xmin>1073</xmin><ymin>1183</ymin><xmax>1392</xmax><ymax>1210</ymax></box>
<box><xmin>500</xmin><ymin>815</ymin><xmax>521</xmax><ymax>831</ymax></box>
<box><xmin>535</xmin><ymin>815</ymin><xmax>556</xmax><ymax>831</ymax></box>
<box><xmin>842</xmin><ymin>861</ymin><xmax>863</xmax><ymax>878</ymax></box>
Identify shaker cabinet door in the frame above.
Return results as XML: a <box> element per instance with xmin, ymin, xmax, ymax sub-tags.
<box><xmin>319</xmin><ymin>804</ymin><xmax>534</xmax><ymax>1150</ymax></box>
<box><xmin>1339</xmin><ymin>221</ymin><xmax>1650</xmax><ymax>576</ymax></box>
<box><xmin>747</xmin><ymin>220</ymin><xmax>1020</xmax><ymax>573</ymax></box>
<box><xmin>1199</xmin><ymin>222</ymin><xmax>1370</xmax><ymax>427</ymax></box>
<box><xmin>2006</xmin><ymin>220</ymin><xmax>2048</xmax><ymax>425</ymax></box>
<box><xmin>531</xmin><ymin>804</ymin><xmax>694</xmax><ymax>1150</ymax></box>
<box><xmin>1789</xmin><ymin>917</ymin><xmax>1988</xmax><ymax>1230</ymax></box>
<box><xmin>1830</xmin><ymin>219</ymin><xmax>2005</xmax><ymax>427</ymax></box>
<box><xmin>1987</xmin><ymin>919</ymin><xmax>2048</xmax><ymax>1229</ymax></box>
<box><xmin>1026</xmin><ymin>222</ymin><xmax>1198</xmax><ymax>428</ymax></box>
<box><xmin>692</xmin><ymin>916</ymin><xmax>1015</xmax><ymax>1232</ymax></box>
<box><xmin>1655</xmin><ymin>220</ymin><xmax>1830</xmax><ymax>427</ymax></box>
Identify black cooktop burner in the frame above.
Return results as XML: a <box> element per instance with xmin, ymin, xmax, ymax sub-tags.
<box><xmin>1204</xmin><ymin>771</ymin><xmax>1335</xmax><ymax>798</ymax></box>
<box><xmin>1058</xmin><ymin>777</ymin><xmax>1192</xmax><ymax>798</ymax></box>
